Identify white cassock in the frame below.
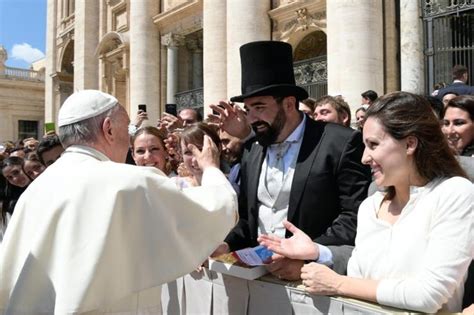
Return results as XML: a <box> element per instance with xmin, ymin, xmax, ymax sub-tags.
<box><xmin>0</xmin><ymin>145</ymin><xmax>237</xmax><ymax>314</ymax></box>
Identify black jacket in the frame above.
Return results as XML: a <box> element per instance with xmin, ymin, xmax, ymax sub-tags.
<box><xmin>225</xmin><ymin>118</ymin><xmax>371</xmax><ymax>250</ymax></box>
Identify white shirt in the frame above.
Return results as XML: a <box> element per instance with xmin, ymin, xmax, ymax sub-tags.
<box><xmin>257</xmin><ymin>115</ymin><xmax>306</xmax><ymax>238</ymax></box>
<box><xmin>348</xmin><ymin>177</ymin><xmax>474</xmax><ymax>313</ymax></box>
<box><xmin>0</xmin><ymin>145</ymin><xmax>237</xmax><ymax>314</ymax></box>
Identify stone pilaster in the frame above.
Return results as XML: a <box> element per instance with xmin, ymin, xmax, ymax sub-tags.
<box><xmin>74</xmin><ymin>0</ymin><xmax>99</xmax><ymax>90</ymax></box>
<box><xmin>45</xmin><ymin>0</ymin><xmax>58</xmax><ymax>123</ymax></box>
<box><xmin>226</xmin><ymin>0</ymin><xmax>271</xmax><ymax>101</ymax></box>
<box><xmin>162</xmin><ymin>33</ymin><xmax>185</xmax><ymax>105</ymax></box>
<box><xmin>203</xmin><ymin>0</ymin><xmax>227</xmax><ymax>112</ymax></box>
<box><xmin>327</xmin><ymin>0</ymin><xmax>384</xmax><ymax>111</ymax></box>
<box><xmin>400</xmin><ymin>0</ymin><xmax>425</xmax><ymax>93</ymax></box>
<box><xmin>186</xmin><ymin>35</ymin><xmax>203</xmax><ymax>89</ymax></box>
<box><xmin>384</xmin><ymin>0</ymin><xmax>400</xmax><ymax>93</ymax></box>
<box><xmin>129</xmin><ymin>0</ymin><xmax>160</xmax><ymax>121</ymax></box>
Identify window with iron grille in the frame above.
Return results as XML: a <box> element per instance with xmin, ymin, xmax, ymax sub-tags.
<box><xmin>422</xmin><ymin>0</ymin><xmax>474</xmax><ymax>93</ymax></box>
<box><xmin>18</xmin><ymin>120</ymin><xmax>39</xmax><ymax>140</ymax></box>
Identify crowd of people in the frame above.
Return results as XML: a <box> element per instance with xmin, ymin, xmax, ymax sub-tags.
<box><xmin>0</xmin><ymin>40</ymin><xmax>473</xmax><ymax>314</ymax></box>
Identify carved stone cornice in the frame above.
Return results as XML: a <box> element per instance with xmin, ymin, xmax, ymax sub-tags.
<box><xmin>161</xmin><ymin>33</ymin><xmax>185</xmax><ymax>47</ymax></box>
<box><xmin>279</xmin><ymin>8</ymin><xmax>326</xmax><ymax>35</ymax></box>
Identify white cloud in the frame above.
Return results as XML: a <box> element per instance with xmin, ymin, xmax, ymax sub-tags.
<box><xmin>11</xmin><ymin>43</ymin><xmax>45</xmax><ymax>64</ymax></box>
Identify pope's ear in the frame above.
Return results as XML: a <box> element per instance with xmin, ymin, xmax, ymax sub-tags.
<box><xmin>406</xmin><ymin>136</ymin><xmax>418</xmax><ymax>155</ymax></box>
<box><xmin>102</xmin><ymin>117</ymin><xmax>114</xmax><ymax>142</ymax></box>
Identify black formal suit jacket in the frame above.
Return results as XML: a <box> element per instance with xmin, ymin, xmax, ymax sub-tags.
<box><xmin>438</xmin><ymin>82</ymin><xmax>474</xmax><ymax>99</ymax></box>
<box><xmin>225</xmin><ymin>117</ymin><xmax>371</xmax><ymax>251</ymax></box>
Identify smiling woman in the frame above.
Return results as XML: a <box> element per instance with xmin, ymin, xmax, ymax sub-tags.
<box><xmin>259</xmin><ymin>92</ymin><xmax>473</xmax><ymax>313</ymax></box>
<box><xmin>131</xmin><ymin>126</ymin><xmax>171</xmax><ymax>175</ymax></box>
<box><xmin>442</xmin><ymin>95</ymin><xmax>474</xmax><ymax>157</ymax></box>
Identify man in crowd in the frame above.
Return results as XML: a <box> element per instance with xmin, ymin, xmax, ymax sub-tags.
<box><xmin>161</xmin><ymin>107</ymin><xmax>202</xmax><ymax>130</ymax></box>
<box><xmin>298</xmin><ymin>98</ymin><xmax>316</xmax><ymax>116</ymax></box>
<box><xmin>313</xmin><ymin>95</ymin><xmax>351</xmax><ymax>127</ymax></box>
<box><xmin>219</xmin><ymin>129</ymin><xmax>244</xmax><ymax>194</ymax></box>
<box><xmin>0</xmin><ymin>90</ymin><xmax>237</xmax><ymax>313</ymax></box>
<box><xmin>210</xmin><ymin>41</ymin><xmax>371</xmax><ymax>279</ymax></box>
<box><xmin>438</xmin><ymin>64</ymin><xmax>474</xmax><ymax>99</ymax></box>
<box><xmin>179</xmin><ymin>108</ymin><xmax>202</xmax><ymax>126</ymax></box>
<box><xmin>361</xmin><ymin>89</ymin><xmax>378</xmax><ymax>107</ymax></box>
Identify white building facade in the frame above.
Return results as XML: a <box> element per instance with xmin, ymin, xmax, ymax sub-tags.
<box><xmin>44</xmin><ymin>0</ymin><xmax>474</xmax><ymax>124</ymax></box>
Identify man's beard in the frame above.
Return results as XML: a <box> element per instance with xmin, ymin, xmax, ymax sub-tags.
<box><xmin>251</xmin><ymin>107</ymin><xmax>286</xmax><ymax>147</ymax></box>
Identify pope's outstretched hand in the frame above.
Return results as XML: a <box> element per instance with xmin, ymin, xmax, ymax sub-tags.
<box><xmin>188</xmin><ymin>135</ymin><xmax>220</xmax><ymax>170</ymax></box>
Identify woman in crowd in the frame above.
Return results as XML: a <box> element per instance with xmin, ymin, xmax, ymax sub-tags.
<box><xmin>131</xmin><ymin>126</ymin><xmax>174</xmax><ymax>175</ymax></box>
<box><xmin>259</xmin><ymin>92</ymin><xmax>473</xmax><ymax>313</ymax></box>
<box><xmin>442</xmin><ymin>95</ymin><xmax>474</xmax><ymax>157</ymax></box>
<box><xmin>178</xmin><ymin>122</ymin><xmax>221</xmax><ymax>187</ymax></box>
<box><xmin>1</xmin><ymin>157</ymin><xmax>29</xmax><ymax>226</ymax></box>
<box><xmin>355</xmin><ymin>107</ymin><xmax>367</xmax><ymax>131</ymax></box>
<box><xmin>2</xmin><ymin>156</ymin><xmax>30</xmax><ymax>188</ymax></box>
<box><xmin>23</xmin><ymin>151</ymin><xmax>46</xmax><ymax>180</ymax></box>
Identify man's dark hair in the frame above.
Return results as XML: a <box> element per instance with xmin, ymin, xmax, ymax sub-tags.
<box><xmin>37</xmin><ymin>135</ymin><xmax>62</xmax><ymax>166</ymax></box>
<box><xmin>361</xmin><ymin>90</ymin><xmax>378</xmax><ymax>102</ymax></box>
<box><xmin>452</xmin><ymin>65</ymin><xmax>468</xmax><ymax>81</ymax></box>
<box><xmin>179</xmin><ymin>108</ymin><xmax>203</xmax><ymax>122</ymax></box>
<box><xmin>425</xmin><ymin>96</ymin><xmax>444</xmax><ymax>119</ymax></box>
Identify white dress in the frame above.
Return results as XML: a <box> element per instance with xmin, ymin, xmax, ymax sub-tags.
<box><xmin>348</xmin><ymin>177</ymin><xmax>474</xmax><ymax>313</ymax></box>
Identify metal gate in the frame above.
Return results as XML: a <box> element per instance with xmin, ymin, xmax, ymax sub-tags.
<box><xmin>293</xmin><ymin>55</ymin><xmax>328</xmax><ymax>100</ymax></box>
<box><xmin>423</xmin><ymin>0</ymin><xmax>474</xmax><ymax>94</ymax></box>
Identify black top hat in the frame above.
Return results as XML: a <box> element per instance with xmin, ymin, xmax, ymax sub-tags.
<box><xmin>230</xmin><ymin>41</ymin><xmax>308</xmax><ymax>103</ymax></box>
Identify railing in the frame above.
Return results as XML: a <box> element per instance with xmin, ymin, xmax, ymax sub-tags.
<box><xmin>422</xmin><ymin>1</ymin><xmax>474</xmax><ymax>92</ymax></box>
<box><xmin>294</xmin><ymin>56</ymin><xmax>328</xmax><ymax>100</ymax></box>
<box><xmin>0</xmin><ymin>66</ymin><xmax>45</xmax><ymax>82</ymax></box>
<box><xmin>162</xmin><ymin>270</ymin><xmax>412</xmax><ymax>314</ymax></box>
<box><xmin>422</xmin><ymin>0</ymin><xmax>474</xmax><ymax>17</ymax></box>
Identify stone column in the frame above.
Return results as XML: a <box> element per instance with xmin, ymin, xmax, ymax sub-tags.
<box><xmin>45</xmin><ymin>0</ymin><xmax>58</xmax><ymax>123</ymax></box>
<box><xmin>129</xmin><ymin>0</ymin><xmax>160</xmax><ymax>122</ymax></box>
<box><xmin>226</xmin><ymin>0</ymin><xmax>271</xmax><ymax>101</ymax></box>
<box><xmin>400</xmin><ymin>0</ymin><xmax>425</xmax><ymax>93</ymax></box>
<box><xmin>203</xmin><ymin>0</ymin><xmax>227</xmax><ymax>112</ymax></box>
<box><xmin>161</xmin><ymin>33</ymin><xmax>184</xmax><ymax>105</ymax></box>
<box><xmin>187</xmin><ymin>36</ymin><xmax>203</xmax><ymax>90</ymax></box>
<box><xmin>74</xmin><ymin>0</ymin><xmax>99</xmax><ymax>90</ymax></box>
<box><xmin>384</xmin><ymin>0</ymin><xmax>400</xmax><ymax>93</ymax></box>
<box><xmin>327</xmin><ymin>0</ymin><xmax>384</xmax><ymax>111</ymax></box>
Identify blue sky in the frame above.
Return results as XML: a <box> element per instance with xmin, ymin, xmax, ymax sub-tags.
<box><xmin>0</xmin><ymin>0</ymin><xmax>47</xmax><ymax>69</ymax></box>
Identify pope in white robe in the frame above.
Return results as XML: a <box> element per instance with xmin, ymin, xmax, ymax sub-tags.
<box><xmin>0</xmin><ymin>90</ymin><xmax>237</xmax><ymax>314</ymax></box>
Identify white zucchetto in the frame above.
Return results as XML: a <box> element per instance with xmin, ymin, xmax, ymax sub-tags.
<box><xmin>58</xmin><ymin>90</ymin><xmax>118</xmax><ymax>127</ymax></box>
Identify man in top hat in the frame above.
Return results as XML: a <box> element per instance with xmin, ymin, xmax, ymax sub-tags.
<box><xmin>0</xmin><ymin>90</ymin><xmax>237</xmax><ymax>314</ymax></box>
<box><xmin>210</xmin><ymin>41</ymin><xmax>371</xmax><ymax>279</ymax></box>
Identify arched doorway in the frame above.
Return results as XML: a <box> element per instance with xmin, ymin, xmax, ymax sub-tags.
<box><xmin>97</xmin><ymin>32</ymin><xmax>129</xmax><ymax>112</ymax></box>
<box><xmin>293</xmin><ymin>31</ymin><xmax>327</xmax><ymax>100</ymax></box>
<box><xmin>57</xmin><ymin>40</ymin><xmax>74</xmax><ymax>106</ymax></box>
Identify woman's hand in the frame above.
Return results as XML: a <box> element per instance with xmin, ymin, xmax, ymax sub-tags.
<box><xmin>301</xmin><ymin>262</ymin><xmax>343</xmax><ymax>295</ymax></box>
<box><xmin>257</xmin><ymin>220</ymin><xmax>319</xmax><ymax>261</ymax></box>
